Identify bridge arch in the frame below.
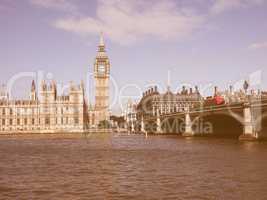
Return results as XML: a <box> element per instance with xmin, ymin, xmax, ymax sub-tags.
<box><xmin>191</xmin><ymin>112</ymin><xmax>243</xmax><ymax>138</ymax></box>
<box><xmin>161</xmin><ymin>116</ymin><xmax>185</xmax><ymax>134</ymax></box>
<box><xmin>257</xmin><ymin>112</ymin><xmax>267</xmax><ymax>137</ymax></box>
<box><xmin>144</xmin><ymin>120</ymin><xmax>157</xmax><ymax>134</ymax></box>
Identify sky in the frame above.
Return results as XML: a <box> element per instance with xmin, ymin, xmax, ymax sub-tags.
<box><xmin>1</xmin><ymin>0</ymin><xmax>267</xmax><ymax>113</ymax></box>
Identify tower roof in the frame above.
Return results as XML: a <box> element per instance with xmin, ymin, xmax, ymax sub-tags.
<box><xmin>99</xmin><ymin>32</ymin><xmax>105</xmax><ymax>47</ymax></box>
<box><xmin>96</xmin><ymin>32</ymin><xmax>108</xmax><ymax>58</ymax></box>
<box><xmin>31</xmin><ymin>80</ymin><xmax>36</xmax><ymax>92</ymax></box>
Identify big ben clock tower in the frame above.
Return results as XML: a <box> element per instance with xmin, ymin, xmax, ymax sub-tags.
<box><xmin>94</xmin><ymin>33</ymin><xmax>110</xmax><ymax>124</ymax></box>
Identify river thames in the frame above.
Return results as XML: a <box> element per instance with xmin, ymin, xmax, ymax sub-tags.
<box><xmin>0</xmin><ymin>133</ymin><xmax>267</xmax><ymax>200</ymax></box>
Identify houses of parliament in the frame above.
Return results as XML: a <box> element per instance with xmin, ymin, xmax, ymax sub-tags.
<box><xmin>0</xmin><ymin>34</ymin><xmax>110</xmax><ymax>133</ymax></box>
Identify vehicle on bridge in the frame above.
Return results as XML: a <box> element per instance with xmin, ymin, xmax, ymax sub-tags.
<box><xmin>204</xmin><ymin>95</ymin><xmax>225</xmax><ymax>107</ymax></box>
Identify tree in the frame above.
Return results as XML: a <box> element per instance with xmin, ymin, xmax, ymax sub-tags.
<box><xmin>110</xmin><ymin>115</ymin><xmax>125</xmax><ymax>128</ymax></box>
<box><xmin>98</xmin><ymin>120</ymin><xmax>111</xmax><ymax>129</ymax></box>
<box><xmin>243</xmin><ymin>80</ymin><xmax>249</xmax><ymax>93</ymax></box>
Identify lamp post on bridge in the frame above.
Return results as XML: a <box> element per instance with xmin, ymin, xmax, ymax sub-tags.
<box><xmin>243</xmin><ymin>80</ymin><xmax>249</xmax><ymax>95</ymax></box>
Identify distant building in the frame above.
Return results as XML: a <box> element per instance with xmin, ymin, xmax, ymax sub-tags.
<box><xmin>137</xmin><ymin>86</ymin><xmax>203</xmax><ymax>120</ymax></box>
<box><xmin>212</xmin><ymin>84</ymin><xmax>263</xmax><ymax>105</ymax></box>
<box><xmin>123</xmin><ymin>100</ymin><xmax>137</xmax><ymax>132</ymax></box>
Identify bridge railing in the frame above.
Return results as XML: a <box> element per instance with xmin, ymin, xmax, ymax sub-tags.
<box><xmin>142</xmin><ymin>95</ymin><xmax>267</xmax><ymax>121</ymax></box>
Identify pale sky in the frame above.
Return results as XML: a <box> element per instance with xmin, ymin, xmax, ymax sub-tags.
<box><xmin>1</xmin><ymin>0</ymin><xmax>267</xmax><ymax>113</ymax></box>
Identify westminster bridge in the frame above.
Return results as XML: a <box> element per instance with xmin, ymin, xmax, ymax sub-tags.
<box><xmin>139</xmin><ymin>98</ymin><xmax>267</xmax><ymax>141</ymax></box>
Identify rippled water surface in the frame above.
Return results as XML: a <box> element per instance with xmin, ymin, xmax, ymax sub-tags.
<box><xmin>0</xmin><ymin>133</ymin><xmax>267</xmax><ymax>200</ymax></box>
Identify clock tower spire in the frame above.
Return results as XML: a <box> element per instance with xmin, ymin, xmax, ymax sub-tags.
<box><xmin>94</xmin><ymin>32</ymin><xmax>110</xmax><ymax>125</ymax></box>
<box><xmin>99</xmin><ymin>31</ymin><xmax>105</xmax><ymax>49</ymax></box>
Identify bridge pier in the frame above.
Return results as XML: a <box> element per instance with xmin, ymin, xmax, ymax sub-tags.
<box><xmin>239</xmin><ymin>103</ymin><xmax>258</xmax><ymax>141</ymax></box>
<box><xmin>131</xmin><ymin>121</ymin><xmax>135</xmax><ymax>133</ymax></box>
<box><xmin>141</xmin><ymin>116</ymin><xmax>145</xmax><ymax>133</ymax></box>
<box><xmin>156</xmin><ymin>110</ymin><xmax>162</xmax><ymax>134</ymax></box>
<box><xmin>182</xmin><ymin>111</ymin><xmax>194</xmax><ymax>137</ymax></box>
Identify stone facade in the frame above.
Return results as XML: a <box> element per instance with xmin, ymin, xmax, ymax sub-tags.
<box><xmin>0</xmin><ymin>34</ymin><xmax>110</xmax><ymax>133</ymax></box>
<box><xmin>137</xmin><ymin>86</ymin><xmax>203</xmax><ymax>120</ymax></box>
<box><xmin>0</xmin><ymin>80</ymin><xmax>87</xmax><ymax>133</ymax></box>
<box><xmin>123</xmin><ymin>100</ymin><xmax>137</xmax><ymax>132</ymax></box>
<box><xmin>89</xmin><ymin>33</ymin><xmax>110</xmax><ymax>128</ymax></box>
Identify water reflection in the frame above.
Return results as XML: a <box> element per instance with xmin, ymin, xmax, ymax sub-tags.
<box><xmin>0</xmin><ymin>133</ymin><xmax>267</xmax><ymax>200</ymax></box>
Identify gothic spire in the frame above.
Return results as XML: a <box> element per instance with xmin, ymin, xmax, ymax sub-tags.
<box><xmin>100</xmin><ymin>32</ymin><xmax>104</xmax><ymax>46</ymax></box>
<box><xmin>31</xmin><ymin>80</ymin><xmax>36</xmax><ymax>92</ymax></box>
<box><xmin>98</xmin><ymin>32</ymin><xmax>105</xmax><ymax>52</ymax></box>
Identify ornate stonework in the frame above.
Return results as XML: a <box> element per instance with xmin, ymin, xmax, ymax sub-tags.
<box><xmin>91</xmin><ymin>33</ymin><xmax>110</xmax><ymax>126</ymax></box>
<box><xmin>0</xmin><ymin>33</ymin><xmax>111</xmax><ymax>133</ymax></box>
<box><xmin>0</xmin><ymin>80</ymin><xmax>87</xmax><ymax>133</ymax></box>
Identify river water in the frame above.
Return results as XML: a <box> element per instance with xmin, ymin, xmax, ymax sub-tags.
<box><xmin>0</xmin><ymin>133</ymin><xmax>267</xmax><ymax>200</ymax></box>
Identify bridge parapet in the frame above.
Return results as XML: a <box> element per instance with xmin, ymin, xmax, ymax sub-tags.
<box><xmin>139</xmin><ymin>94</ymin><xmax>267</xmax><ymax>140</ymax></box>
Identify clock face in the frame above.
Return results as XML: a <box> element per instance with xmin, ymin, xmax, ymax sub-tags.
<box><xmin>98</xmin><ymin>65</ymin><xmax>105</xmax><ymax>74</ymax></box>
